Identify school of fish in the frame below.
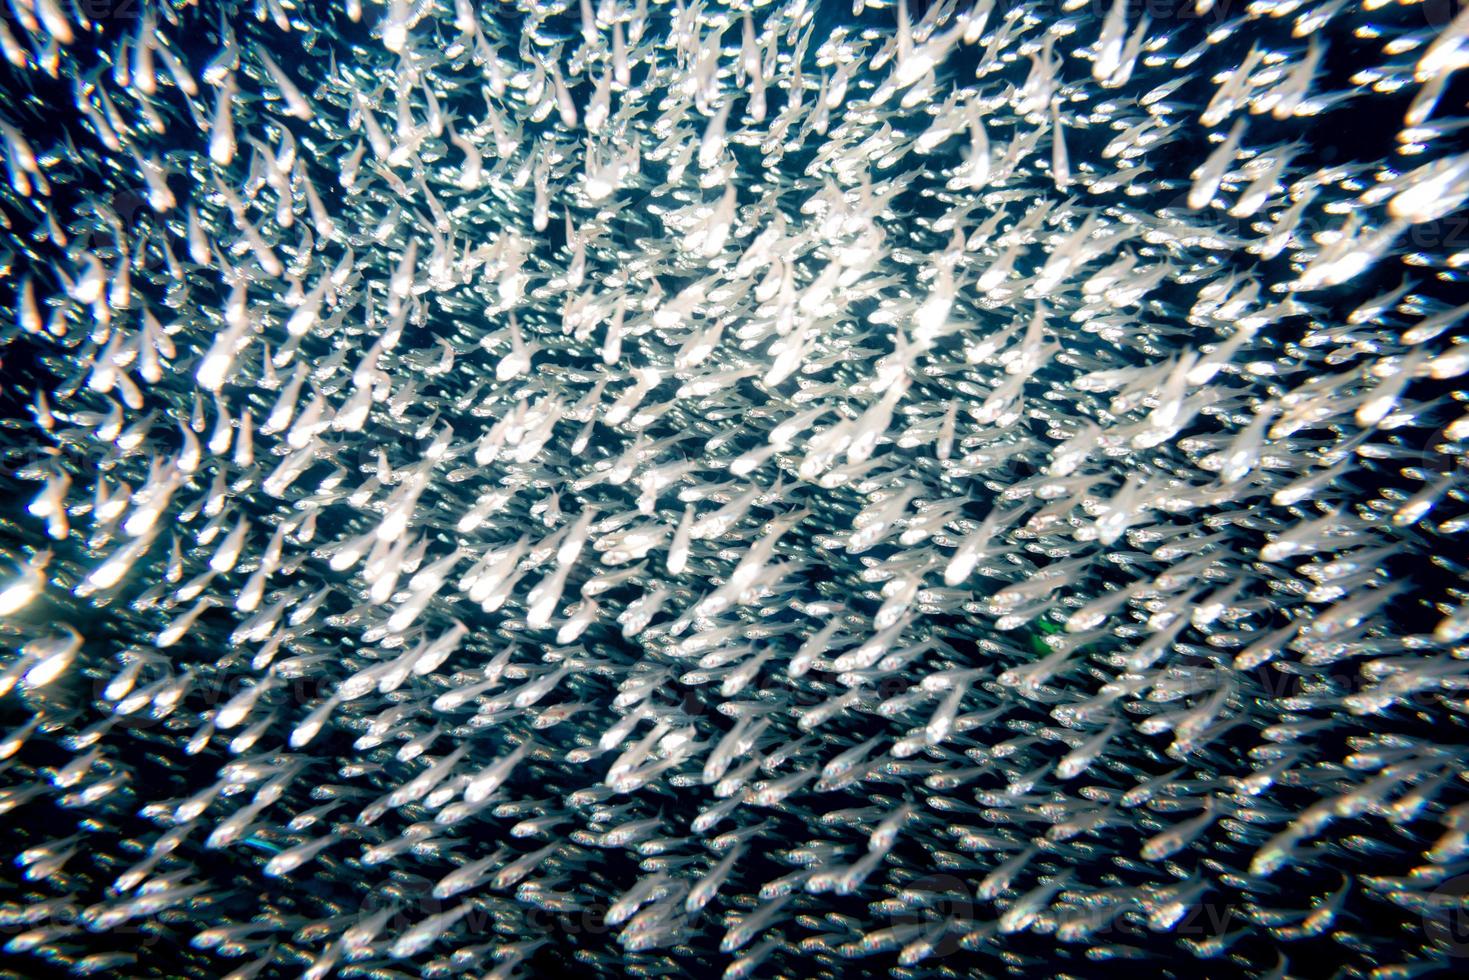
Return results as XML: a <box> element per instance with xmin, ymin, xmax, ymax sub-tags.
<box><xmin>0</xmin><ymin>0</ymin><xmax>1467</xmax><ymax>976</ymax></box>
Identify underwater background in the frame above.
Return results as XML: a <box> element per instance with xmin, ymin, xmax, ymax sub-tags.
<box><xmin>0</xmin><ymin>0</ymin><xmax>1468</xmax><ymax>978</ymax></box>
